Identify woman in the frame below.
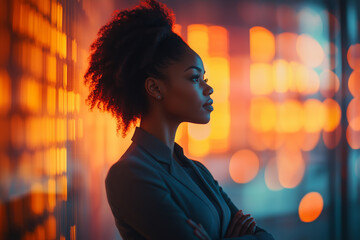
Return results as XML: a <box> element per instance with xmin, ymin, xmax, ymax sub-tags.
<box><xmin>84</xmin><ymin>0</ymin><xmax>274</xmax><ymax>239</ymax></box>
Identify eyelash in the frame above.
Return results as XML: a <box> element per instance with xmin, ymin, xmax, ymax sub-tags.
<box><xmin>192</xmin><ymin>75</ymin><xmax>208</xmax><ymax>83</ymax></box>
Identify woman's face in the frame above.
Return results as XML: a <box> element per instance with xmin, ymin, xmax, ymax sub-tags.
<box><xmin>160</xmin><ymin>47</ymin><xmax>214</xmax><ymax>124</ymax></box>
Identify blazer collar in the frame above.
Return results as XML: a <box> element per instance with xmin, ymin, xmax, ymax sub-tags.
<box><xmin>131</xmin><ymin>126</ymin><xmax>185</xmax><ymax>165</ymax></box>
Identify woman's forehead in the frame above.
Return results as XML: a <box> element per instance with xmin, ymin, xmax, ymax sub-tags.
<box><xmin>175</xmin><ymin>48</ymin><xmax>205</xmax><ymax>72</ymax></box>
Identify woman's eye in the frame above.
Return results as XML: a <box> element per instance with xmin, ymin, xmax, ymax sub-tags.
<box><xmin>192</xmin><ymin>75</ymin><xmax>200</xmax><ymax>82</ymax></box>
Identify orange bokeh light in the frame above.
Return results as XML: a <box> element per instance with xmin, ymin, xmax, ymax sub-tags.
<box><xmin>346</xmin><ymin>126</ymin><xmax>360</xmax><ymax>149</ymax></box>
<box><xmin>272</xmin><ymin>59</ymin><xmax>293</xmax><ymax>93</ymax></box>
<box><xmin>208</xmin><ymin>26</ymin><xmax>228</xmax><ymax>57</ymax></box>
<box><xmin>323</xmin><ymin>124</ymin><xmax>342</xmax><ymax>149</ymax></box>
<box><xmin>296</xmin><ymin>34</ymin><xmax>324</xmax><ymax>68</ymax></box>
<box><xmin>229</xmin><ymin>149</ymin><xmax>260</xmax><ymax>184</ymax></box>
<box><xmin>348</xmin><ymin>70</ymin><xmax>360</xmax><ymax>97</ymax></box>
<box><xmin>276</xmin><ymin>32</ymin><xmax>298</xmax><ymax>61</ymax></box>
<box><xmin>250</xmin><ymin>63</ymin><xmax>273</xmax><ymax>95</ymax></box>
<box><xmin>298</xmin><ymin>192</ymin><xmax>324</xmax><ymax>222</ymax></box>
<box><xmin>250</xmin><ymin>97</ymin><xmax>276</xmax><ymax>132</ymax></box>
<box><xmin>250</xmin><ymin>26</ymin><xmax>275</xmax><ymax>62</ymax></box>
<box><xmin>347</xmin><ymin>98</ymin><xmax>360</xmax><ymax>131</ymax></box>
<box><xmin>276</xmin><ymin>147</ymin><xmax>305</xmax><ymax>188</ymax></box>
<box><xmin>265</xmin><ymin>157</ymin><xmax>283</xmax><ymax>191</ymax></box>
<box><xmin>319</xmin><ymin>70</ymin><xmax>340</xmax><ymax>98</ymax></box>
<box><xmin>323</xmin><ymin>98</ymin><xmax>341</xmax><ymax>132</ymax></box>
<box><xmin>347</xmin><ymin>43</ymin><xmax>360</xmax><ymax>70</ymax></box>
<box><xmin>303</xmin><ymin>99</ymin><xmax>325</xmax><ymax>133</ymax></box>
<box><xmin>276</xmin><ymin>100</ymin><xmax>304</xmax><ymax>133</ymax></box>
<box><xmin>291</xmin><ymin>62</ymin><xmax>320</xmax><ymax>94</ymax></box>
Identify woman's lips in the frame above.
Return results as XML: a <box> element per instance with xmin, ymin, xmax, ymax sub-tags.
<box><xmin>203</xmin><ymin>105</ymin><xmax>214</xmax><ymax>111</ymax></box>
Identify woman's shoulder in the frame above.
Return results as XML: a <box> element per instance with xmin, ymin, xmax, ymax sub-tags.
<box><xmin>106</xmin><ymin>143</ymin><xmax>162</xmax><ymax>184</ymax></box>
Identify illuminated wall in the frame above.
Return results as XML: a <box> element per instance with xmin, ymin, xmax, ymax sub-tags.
<box><xmin>0</xmin><ymin>0</ymin><xmax>359</xmax><ymax>240</ymax></box>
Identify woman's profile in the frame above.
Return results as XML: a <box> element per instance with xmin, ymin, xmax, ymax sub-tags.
<box><xmin>84</xmin><ymin>0</ymin><xmax>275</xmax><ymax>239</ymax></box>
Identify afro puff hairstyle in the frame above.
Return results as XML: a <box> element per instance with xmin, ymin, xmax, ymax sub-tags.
<box><xmin>84</xmin><ymin>0</ymin><xmax>188</xmax><ymax>138</ymax></box>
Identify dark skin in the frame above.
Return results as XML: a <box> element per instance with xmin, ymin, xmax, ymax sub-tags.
<box><xmin>140</xmin><ymin>45</ymin><xmax>257</xmax><ymax>239</ymax></box>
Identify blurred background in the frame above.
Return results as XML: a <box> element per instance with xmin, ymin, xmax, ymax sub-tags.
<box><xmin>0</xmin><ymin>0</ymin><xmax>360</xmax><ymax>239</ymax></box>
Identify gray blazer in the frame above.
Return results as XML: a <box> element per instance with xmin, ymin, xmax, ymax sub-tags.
<box><xmin>105</xmin><ymin>127</ymin><xmax>274</xmax><ymax>240</ymax></box>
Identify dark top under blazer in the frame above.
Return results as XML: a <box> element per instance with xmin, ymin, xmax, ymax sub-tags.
<box><xmin>105</xmin><ymin>127</ymin><xmax>275</xmax><ymax>240</ymax></box>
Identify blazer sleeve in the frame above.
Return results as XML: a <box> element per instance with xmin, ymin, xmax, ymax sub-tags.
<box><xmin>193</xmin><ymin>161</ymin><xmax>275</xmax><ymax>240</ymax></box>
<box><xmin>105</xmin><ymin>160</ymin><xmax>200</xmax><ymax>240</ymax></box>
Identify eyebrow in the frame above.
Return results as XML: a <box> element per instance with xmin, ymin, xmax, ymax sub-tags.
<box><xmin>184</xmin><ymin>66</ymin><xmax>206</xmax><ymax>74</ymax></box>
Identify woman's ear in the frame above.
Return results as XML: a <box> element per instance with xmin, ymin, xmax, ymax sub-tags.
<box><xmin>144</xmin><ymin>77</ymin><xmax>163</xmax><ymax>100</ymax></box>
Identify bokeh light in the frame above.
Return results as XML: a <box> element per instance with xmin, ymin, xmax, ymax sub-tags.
<box><xmin>229</xmin><ymin>149</ymin><xmax>260</xmax><ymax>184</ymax></box>
<box><xmin>347</xmin><ymin>98</ymin><xmax>360</xmax><ymax>131</ymax></box>
<box><xmin>298</xmin><ymin>192</ymin><xmax>324</xmax><ymax>222</ymax></box>
<box><xmin>250</xmin><ymin>26</ymin><xmax>275</xmax><ymax>62</ymax></box>
<box><xmin>348</xmin><ymin>70</ymin><xmax>360</xmax><ymax>97</ymax></box>
<box><xmin>276</xmin><ymin>147</ymin><xmax>305</xmax><ymax>188</ymax></box>
<box><xmin>296</xmin><ymin>34</ymin><xmax>324</xmax><ymax>68</ymax></box>
<box><xmin>347</xmin><ymin>44</ymin><xmax>360</xmax><ymax>70</ymax></box>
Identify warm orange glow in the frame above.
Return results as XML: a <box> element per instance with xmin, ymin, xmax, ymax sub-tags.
<box><xmin>248</xmin><ymin>129</ymin><xmax>267</xmax><ymax>151</ymax></box>
<box><xmin>319</xmin><ymin>70</ymin><xmax>340</xmax><ymax>98</ymax></box>
<box><xmin>261</xmin><ymin>130</ymin><xmax>284</xmax><ymax>150</ymax></box>
<box><xmin>277</xmin><ymin>147</ymin><xmax>305</xmax><ymax>188</ymax></box>
<box><xmin>296</xmin><ymin>34</ymin><xmax>324</xmax><ymax>68</ymax></box>
<box><xmin>291</xmin><ymin>62</ymin><xmax>320</xmax><ymax>94</ymax></box>
<box><xmin>0</xmin><ymin>69</ymin><xmax>11</xmax><ymax>115</ymax></box>
<box><xmin>173</xmin><ymin>24</ymin><xmax>182</xmax><ymax>36</ymax></box>
<box><xmin>272</xmin><ymin>59</ymin><xmax>293</xmax><ymax>93</ymax></box>
<box><xmin>347</xmin><ymin>43</ymin><xmax>360</xmax><ymax>70</ymax></box>
<box><xmin>348</xmin><ymin>70</ymin><xmax>360</xmax><ymax>97</ymax></box>
<box><xmin>229</xmin><ymin>149</ymin><xmax>259</xmax><ymax>184</ymax></box>
<box><xmin>250</xmin><ymin>97</ymin><xmax>276</xmax><ymax>132</ymax></box>
<box><xmin>187</xmin><ymin>24</ymin><xmax>208</xmax><ymax>57</ymax></box>
<box><xmin>31</xmin><ymin>183</ymin><xmax>45</xmax><ymax>215</ymax></box>
<box><xmin>209</xmin><ymin>26</ymin><xmax>228</xmax><ymax>57</ymax></box>
<box><xmin>188</xmin><ymin>137</ymin><xmax>210</xmax><ymax>158</ymax></box>
<box><xmin>0</xmin><ymin>26</ymin><xmax>10</xmax><ymax>65</ymax></box>
<box><xmin>323</xmin><ymin>98</ymin><xmax>341</xmax><ymax>132</ymax></box>
<box><xmin>323</xmin><ymin>124</ymin><xmax>342</xmax><ymax>149</ymax></box>
<box><xmin>276</xmin><ymin>32</ymin><xmax>298</xmax><ymax>61</ymax></box>
<box><xmin>250</xmin><ymin>63</ymin><xmax>273</xmax><ymax>95</ymax></box>
<box><xmin>302</xmin><ymin>131</ymin><xmax>321</xmax><ymax>151</ymax></box>
<box><xmin>250</xmin><ymin>26</ymin><xmax>275</xmax><ymax>62</ymax></box>
<box><xmin>298</xmin><ymin>192</ymin><xmax>324</xmax><ymax>222</ymax></box>
<box><xmin>45</xmin><ymin>215</ymin><xmax>56</xmax><ymax>239</ymax></box>
<box><xmin>346</xmin><ymin>126</ymin><xmax>360</xmax><ymax>149</ymax></box>
<box><xmin>19</xmin><ymin>76</ymin><xmax>42</xmax><ymax>114</ymax></box>
<box><xmin>188</xmin><ymin>123</ymin><xmax>210</xmax><ymax>140</ymax></box>
<box><xmin>303</xmin><ymin>99</ymin><xmax>325</xmax><ymax>133</ymax></box>
<box><xmin>71</xmin><ymin>39</ymin><xmax>77</xmax><ymax>63</ymax></box>
<box><xmin>10</xmin><ymin>114</ymin><xmax>24</xmax><ymax>149</ymax></box>
<box><xmin>48</xmin><ymin>178</ymin><xmax>56</xmax><ymax>212</ymax></box>
<box><xmin>25</xmin><ymin>117</ymin><xmax>43</xmax><ymax>149</ymax></box>
<box><xmin>210</xmin><ymin>102</ymin><xmax>230</xmax><ymax>152</ymax></box>
<box><xmin>276</xmin><ymin>100</ymin><xmax>304</xmax><ymax>133</ymax></box>
<box><xmin>47</xmin><ymin>86</ymin><xmax>56</xmax><ymax>115</ymax></box>
<box><xmin>265</xmin><ymin>157</ymin><xmax>283</xmax><ymax>191</ymax></box>
<box><xmin>207</xmin><ymin>57</ymin><xmax>230</xmax><ymax>101</ymax></box>
<box><xmin>347</xmin><ymin>98</ymin><xmax>360</xmax><ymax>131</ymax></box>
<box><xmin>46</xmin><ymin>54</ymin><xmax>56</xmax><ymax>83</ymax></box>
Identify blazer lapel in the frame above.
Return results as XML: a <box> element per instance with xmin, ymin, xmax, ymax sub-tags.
<box><xmin>186</xmin><ymin>159</ymin><xmax>226</xmax><ymax>235</ymax></box>
<box><xmin>169</xmin><ymin>158</ymin><xmax>221</xmax><ymax>223</ymax></box>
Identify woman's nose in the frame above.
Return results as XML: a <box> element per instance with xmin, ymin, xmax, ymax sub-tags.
<box><xmin>206</xmin><ymin>85</ymin><xmax>214</xmax><ymax>96</ymax></box>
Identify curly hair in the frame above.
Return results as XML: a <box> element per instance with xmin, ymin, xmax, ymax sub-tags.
<box><xmin>84</xmin><ymin>0</ymin><xmax>188</xmax><ymax>138</ymax></box>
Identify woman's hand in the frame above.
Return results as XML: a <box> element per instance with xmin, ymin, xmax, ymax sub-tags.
<box><xmin>225</xmin><ymin>210</ymin><xmax>257</xmax><ymax>238</ymax></box>
<box><xmin>187</xmin><ymin>219</ymin><xmax>212</xmax><ymax>240</ymax></box>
